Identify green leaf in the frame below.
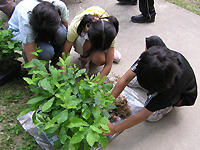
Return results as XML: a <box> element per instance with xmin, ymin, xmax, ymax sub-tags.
<box><xmin>94</xmin><ymin>97</ymin><xmax>102</xmax><ymax>107</ymax></box>
<box><xmin>27</xmin><ymin>96</ymin><xmax>47</xmax><ymax>105</ymax></box>
<box><xmin>65</xmin><ymin>97</ymin><xmax>82</xmax><ymax>109</ymax></box>
<box><xmin>38</xmin><ymin>125</ymin><xmax>46</xmax><ymax>135</ymax></box>
<box><xmin>8</xmin><ymin>42</ymin><xmax>14</xmax><ymax>49</ymax></box>
<box><xmin>64</xmin><ymin>87</ymin><xmax>72</xmax><ymax>103</ymax></box>
<box><xmin>53</xmin><ymin>140</ymin><xmax>62</xmax><ymax>149</ymax></box>
<box><xmin>81</xmin><ymin>84</ymin><xmax>91</xmax><ymax>91</ymax></box>
<box><xmin>70</xmin><ymin>131</ymin><xmax>85</xmax><ymax>144</ymax></box>
<box><xmin>24</xmin><ymin>61</ymin><xmax>35</xmax><ymax>68</ymax></box>
<box><xmin>81</xmin><ymin>105</ymin><xmax>91</xmax><ymax>120</ymax></box>
<box><xmin>106</xmin><ymin>103</ymin><xmax>116</xmax><ymax>110</ymax></box>
<box><xmin>75</xmin><ymin>69</ymin><xmax>86</xmax><ymax>78</ymax></box>
<box><xmin>59</xmin><ymin>126</ymin><xmax>68</xmax><ymax>144</ymax></box>
<box><xmin>42</xmin><ymin>97</ymin><xmax>55</xmax><ymax>112</ymax></box>
<box><xmin>30</xmin><ymin>51</ymin><xmax>38</xmax><ymax>56</ymax></box>
<box><xmin>17</xmin><ymin>108</ymin><xmax>31</xmax><ymax>118</ymax></box>
<box><xmin>36</xmin><ymin>113</ymin><xmax>45</xmax><ymax>123</ymax></box>
<box><xmin>57</xmin><ymin>109</ymin><xmax>68</xmax><ymax>125</ymax></box>
<box><xmin>67</xmin><ymin>118</ymin><xmax>89</xmax><ymax>128</ymax></box>
<box><xmin>61</xmin><ymin>140</ymin><xmax>69</xmax><ymax>150</ymax></box>
<box><xmin>98</xmin><ymin>75</ymin><xmax>107</xmax><ymax>84</ymax></box>
<box><xmin>98</xmin><ymin>134</ymin><xmax>108</xmax><ymax>149</ymax></box>
<box><xmin>82</xmin><ymin>97</ymin><xmax>92</xmax><ymax>104</ymax></box>
<box><xmin>39</xmin><ymin>78</ymin><xmax>54</xmax><ymax>94</ymax></box>
<box><xmin>68</xmin><ymin>78</ymin><xmax>76</xmax><ymax>85</ymax></box>
<box><xmin>71</xmin><ymin>86</ymin><xmax>79</xmax><ymax>95</ymax></box>
<box><xmin>83</xmin><ymin>139</ymin><xmax>91</xmax><ymax>150</ymax></box>
<box><xmin>55</xmin><ymin>93</ymin><xmax>65</xmax><ymax>102</ymax></box>
<box><xmin>102</xmin><ymin>109</ymin><xmax>110</xmax><ymax>118</ymax></box>
<box><xmin>86</xmin><ymin>129</ymin><xmax>100</xmax><ymax>147</ymax></box>
<box><xmin>92</xmin><ymin>106</ymin><xmax>101</xmax><ymax>120</ymax></box>
<box><xmin>108</xmin><ymin>95</ymin><xmax>115</xmax><ymax>102</ymax></box>
<box><xmin>90</xmin><ymin>125</ymin><xmax>103</xmax><ymax>134</ymax></box>
<box><xmin>98</xmin><ymin>117</ymin><xmax>109</xmax><ymax>125</ymax></box>
<box><xmin>102</xmin><ymin>83</ymin><xmax>113</xmax><ymax>91</ymax></box>
<box><xmin>44</xmin><ymin>124</ymin><xmax>59</xmax><ymax>134</ymax></box>
<box><xmin>52</xmin><ymin>115</ymin><xmax>60</xmax><ymax>124</ymax></box>
<box><xmin>32</xmin><ymin>59</ymin><xmax>47</xmax><ymax>72</ymax></box>
<box><xmin>23</xmin><ymin>77</ymin><xmax>35</xmax><ymax>85</ymax></box>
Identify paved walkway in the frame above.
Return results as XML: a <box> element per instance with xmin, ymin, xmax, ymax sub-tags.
<box><xmin>1</xmin><ymin>0</ymin><xmax>200</xmax><ymax>149</ymax></box>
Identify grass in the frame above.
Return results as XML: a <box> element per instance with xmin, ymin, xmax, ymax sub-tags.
<box><xmin>0</xmin><ymin>0</ymin><xmax>199</xmax><ymax>149</ymax></box>
<box><xmin>0</xmin><ymin>69</ymin><xmax>42</xmax><ymax>150</ymax></box>
<box><xmin>166</xmin><ymin>0</ymin><xmax>200</xmax><ymax>15</ymax></box>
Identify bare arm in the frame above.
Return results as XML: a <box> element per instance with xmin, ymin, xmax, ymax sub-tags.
<box><xmin>99</xmin><ymin>47</ymin><xmax>114</xmax><ymax>79</ymax></box>
<box><xmin>62</xmin><ymin>20</ymin><xmax>68</xmax><ymax>30</ymax></box>
<box><xmin>103</xmin><ymin>68</ymin><xmax>150</xmax><ymax>136</ymax></box>
<box><xmin>23</xmin><ymin>42</ymin><xmax>38</xmax><ymax>62</ymax></box>
<box><xmin>111</xmin><ymin>69</ymin><xmax>136</xmax><ymax>98</ymax></box>
<box><xmin>104</xmin><ymin>107</ymin><xmax>153</xmax><ymax>136</ymax></box>
<box><xmin>62</xmin><ymin>39</ymin><xmax>74</xmax><ymax>56</ymax></box>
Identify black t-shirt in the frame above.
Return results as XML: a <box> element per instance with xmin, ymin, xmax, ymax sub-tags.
<box><xmin>130</xmin><ymin>50</ymin><xmax>197</xmax><ymax>112</ymax></box>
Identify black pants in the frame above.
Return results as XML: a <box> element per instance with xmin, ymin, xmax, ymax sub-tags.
<box><xmin>0</xmin><ymin>0</ymin><xmax>16</xmax><ymax>18</ymax></box>
<box><xmin>139</xmin><ymin>0</ymin><xmax>156</xmax><ymax>19</ymax></box>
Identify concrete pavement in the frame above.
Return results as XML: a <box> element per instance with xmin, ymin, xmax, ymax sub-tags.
<box><xmin>1</xmin><ymin>0</ymin><xmax>200</xmax><ymax>149</ymax></box>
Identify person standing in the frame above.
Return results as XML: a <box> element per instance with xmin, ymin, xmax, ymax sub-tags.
<box><xmin>117</xmin><ymin>0</ymin><xmax>156</xmax><ymax>23</ymax></box>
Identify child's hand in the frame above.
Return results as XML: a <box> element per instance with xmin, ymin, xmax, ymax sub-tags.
<box><xmin>103</xmin><ymin>122</ymin><xmax>116</xmax><ymax>136</ymax></box>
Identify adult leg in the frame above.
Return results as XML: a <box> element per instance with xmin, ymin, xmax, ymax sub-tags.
<box><xmin>131</xmin><ymin>0</ymin><xmax>156</xmax><ymax>23</ymax></box>
<box><xmin>0</xmin><ymin>0</ymin><xmax>16</xmax><ymax>18</ymax></box>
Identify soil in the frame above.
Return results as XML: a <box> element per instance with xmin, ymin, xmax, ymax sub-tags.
<box><xmin>110</xmin><ymin>97</ymin><xmax>132</xmax><ymax>122</ymax></box>
<box><xmin>105</xmin><ymin>75</ymin><xmax>132</xmax><ymax>122</ymax></box>
<box><xmin>0</xmin><ymin>60</ymin><xmax>20</xmax><ymax>77</ymax></box>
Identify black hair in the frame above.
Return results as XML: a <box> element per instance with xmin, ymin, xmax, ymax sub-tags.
<box><xmin>146</xmin><ymin>36</ymin><xmax>167</xmax><ymax>49</ymax></box>
<box><xmin>29</xmin><ymin>1</ymin><xmax>61</xmax><ymax>42</ymax></box>
<box><xmin>77</xmin><ymin>15</ymin><xmax>119</xmax><ymax>51</ymax></box>
<box><xmin>136</xmin><ymin>46</ymin><xmax>181</xmax><ymax>93</ymax></box>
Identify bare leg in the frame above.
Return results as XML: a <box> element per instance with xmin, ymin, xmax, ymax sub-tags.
<box><xmin>89</xmin><ymin>50</ymin><xmax>106</xmax><ymax>66</ymax></box>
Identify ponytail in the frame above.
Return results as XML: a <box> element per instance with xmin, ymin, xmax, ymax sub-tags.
<box><xmin>77</xmin><ymin>15</ymin><xmax>93</xmax><ymax>36</ymax></box>
<box><xmin>104</xmin><ymin>16</ymin><xmax>119</xmax><ymax>34</ymax></box>
<box><xmin>77</xmin><ymin>14</ymin><xmax>119</xmax><ymax>51</ymax></box>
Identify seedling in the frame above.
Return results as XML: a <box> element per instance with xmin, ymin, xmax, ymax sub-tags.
<box><xmin>18</xmin><ymin>52</ymin><xmax>116</xmax><ymax>149</ymax></box>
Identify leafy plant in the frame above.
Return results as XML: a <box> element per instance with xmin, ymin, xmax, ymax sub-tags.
<box><xmin>0</xmin><ymin>18</ymin><xmax>22</xmax><ymax>74</ymax></box>
<box><xmin>18</xmin><ymin>52</ymin><xmax>116</xmax><ymax>150</ymax></box>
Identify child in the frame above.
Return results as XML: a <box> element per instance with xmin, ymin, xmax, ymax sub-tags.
<box><xmin>62</xmin><ymin>6</ymin><xmax>121</xmax><ymax>78</ymax></box>
<box><xmin>104</xmin><ymin>35</ymin><xmax>197</xmax><ymax>136</ymax></box>
<box><xmin>8</xmin><ymin>0</ymin><xmax>69</xmax><ymax>65</ymax></box>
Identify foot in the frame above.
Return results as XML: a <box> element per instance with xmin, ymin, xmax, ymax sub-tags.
<box><xmin>78</xmin><ymin>56</ymin><xmax>90</xmax><ymax>74</ymax></box>
<box><xmin>117</xmin><ymin>0</ymin><xmax>137</xmax><ymax>5</ymax></box>
<box><xmin>113</xmin><ymin>50</ymin><xmax>121</xmax><ymax>63</ymax></box>
<box><xmin>131</xmin><ymin>14</ymin><xmax>155</xmax><ymax>23</ymax></box>
<box><xmin>127</xmin><ymin>77</ymin><xmax>140</xmax><ymax>88</ymax></box>
<box><xmin>146</xmin><ymin>106</ymin><xmax>173</xmax><ymax>122</ymax></box>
